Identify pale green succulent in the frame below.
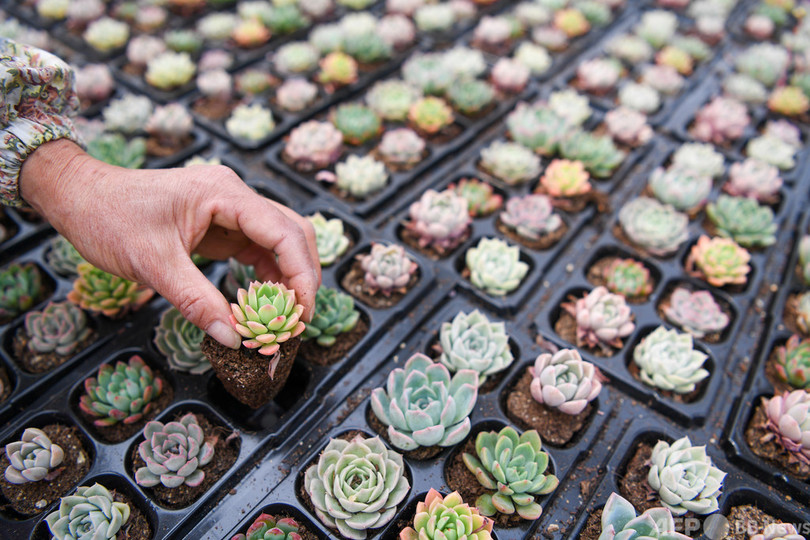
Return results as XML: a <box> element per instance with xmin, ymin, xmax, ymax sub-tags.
<box><xmin>226</xmin><ymin>104</ymin><xmax>275</xmax><ymax>141</ymax></box>
<box><xmin>400</xmin><ymin>489</ymin><xmax>494</xmax><ymax>540</ymax></box>
<box><xmin>514</xmin><ymin>42</ymin><xmax>552</xmax><ymax>75</ymax></box>
<box><xmin>365</xmin><ymin>80</ymin><xmax>421</xmax><ymax>122</ymax></box>
<box><xmin>154</xmin><ymin>307</ymin><xmax>209</xmax><ymax>374</ymax></box>
<box><xmin>301</xmin><ymin>286</ymin><xmax>360</xmax><ymax>347</ymax></box>
<box><xmin>303</xmin><ymin>435</ymin><xmax>409</xmax><ymax>539</ymax></box>
<box><xmin>618</xmin><ymin>198</ymin><xmax>689</xmax><ymax>256</ymax></box>
<box><xmin>307</xmin><ymin>213</ymin><xmax>350</xmax><ymax>266</ymax></box>
<box><xmin>319</xmin><ymin>155</ymin><xmax>388</xmax><ymax>198</ymax></box>
<box><xmin>46</xmin><ymin>483</ymin><xmax>130</xmax><ymax>540</ymax></box>
<box><xmin>145</xmin><ymin>51</ymin><xmax>196</xmax><ymax>90</ymax></box>
<box><xmin>648</xmin><ymin>167</ymin><xmax>711</xmax><ymax>212</ymax></box>
<box><xmin>670</xmin><ymin>143</ymin><xmax>725</xmax><ymax>179</ymax></box>
<box><xmin>466</xmin><ymin>238</ymin><xmax>529</xmax><ymax>296</ymax></box>
<box><xmin>633</xmin><ymin>326</ymin><xmax>709</xmax><ymax>394</ymax></box>
<box><xmin>559</xmin><ymin>131</ymin><xmax>625</xmax><ymax>179</ymax></box>
<box><xmin>4</xmin><ymin>427</ymin><xmax>64</xmax><ymax>484</ymax></box>
<box><xmin>45</xmin><ymin>235</ymin><xmax>86</xmax><ymax>278</ymax></box>
<box><xmin>706</xmin><ymin>195</ymin><xmax>777</xmax><ymax>247</ymax></box>
<box><xmin>747</xmin><ymin>135</ymin><xmax>797</xmax><ymax>170</ymax></box>
<box><xmin>439</xmin><ymin>309</ymin><xmax>513</xmax><ymax>385</ymax></box>
<box><xmin>506</xmin><ymin>103</ymin><xmax>570</xmax><ymax>156</ymax></box>
<box><xmin>735</xmin><ymin>43</ymin><xmax>790</xmax><ymax>87</ymax></box>
<box><xmin>462</xmin><ymin>426</ymin><xmax>559</xmax><ymax>520</ymax></box>
<box><xmin>548</xmin><ymin>89</ymin><xmax>592</xmax><ymax>126</ymax></box>
<box><xmin>647</xmin><ymin>436</ymin><xmax>725</xmax><ymax>516</ymax></box>
<box><xmin>83</xmin><ymin>17</ymin><xmax>129</xmax><ymax>52</ymax></box>
<box><xmin>371</xmin><ymin>353</ymin><xmax>477</xmax><ymax>450</ymax></box>
<box><xmin>479</xmin><ymin>141</ymin><xmax>541</xmax><ymax>185</ymax></box>
<box><xmin>598</xmin><ymin>492</ymin><xmax>691</xmax><ymax>540</ymax></box>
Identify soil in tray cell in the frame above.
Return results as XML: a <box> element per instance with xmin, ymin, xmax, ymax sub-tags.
<box><xmin>13</xmin><ymin>325</ymin><xmax>97</xmax><ymax>374</ymax></box>
<box><xmin>298</xmin><ymin>316</ymin><xmax>368</xmax><ymax>366</ymax></box>
<box><xmin>745</xmin><ymin>401</ymin><xmax>810</xmax><ymax>481</ymax></box>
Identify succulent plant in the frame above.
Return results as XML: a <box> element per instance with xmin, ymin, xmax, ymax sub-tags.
<box><xmin>750</xmin><ymin>523</ymin><xmax>805</xmax><ymax>540</ymax></box>
<box><xmin>75</xmin><ymin>64</ymin><xmax>114</xmax><ymax>105</ymax></box>
<box><xmin>318</xmin><ymin>155</ymin><xmax>388</xmax><ymax>198</ymax></box>
<box><xmin>124</xmin><ymin>35</ymin><xmax>166</xmax><ymax>69</ymax></box>
<box><xmin>284</xmin><ymin>121</ymin><xmax>344</xmax><ymax>171</ymax></box>
<box><xmin>235</xmin><ymin>69</ymin><xmax>274</xmax><ymax>96</ymax></box>
<box><xmin>273</xmin><ymin>42</ymin><xmax>319</xmax><ymax>74</ymax></box>
<box><xmin>633</xmin><ymin>326</ymin><xmax>710</xmax><ymax>394</ymax></box>
<box><xmin>763</xmin><ymin>389</ymin><xmax>810</xmax><ymax>465</ymax></box>
<box><xmin>500</xmin><ymin>194</ymin><xmax>563</xmax><ymax>241</ymax></box>
<box><xmin>439</xmin><ymin>309</ymin><xmax>513</xmax><ymax>384</ymax></box>
<box><xmin>462</xmin><ymin>426</ymin><xmax>558</xmax><ymax>519</ymax></box>
<box><xmin>302</xmin><ymin>286</ymin><xmax>360</xmax><ymax>347</ymax></box>
<box><xmin>647</xmin><ymin>436</ymin><xmax>726</xmax><ymax>515</ymax></box>
<box><xmin>231</xmin><ymin>18</ymin><xmax>271</xmax><ymax>48</ymax></box>
<box><xmin>405</xmin><ymin>189</ymin><xmax>471</xmax><ymax>253</ymax></box>
<box><xmin>226</xmin><ymin>104</ymin><xmax>276</xmax><ymax>142</ymax></box>
<box><xmin>491</xmin><ymin>58</ymin><xmax>530</xmax><ymax>94</ymax></box>
<box><xmin>0</xmin><ymin>262</ymin><xmax>44</xmax><ymax>321</ymax></box>
<box><xmin>388</xmin><ymin>0</ymin><xmax>424</xmax><ymax>17</ymax></box>
<box><xmin>276</xmin><ymin>78</ymin><xmax>318</xmax><ymax>112</ymax></box>
<box><xmin>343</xmin><ymin>32</ymin><xmax>393</xmax><ymax>65</ymax></box>
<box><xmin>640</xmin><ymin>65</ymin><xmax>684</xmax><ymax>96</ymax></box>
<box><xmin>607</xmin><ymin>34</ymin><xmax>654</xmax><ymax>64</ymax></box>
<box><xmin>378</xmin><ymin>14</ymin><xmax>416</xmax><ymax>49</ymax></box>
<box><xmin>197</xmin><ymin>13</ymin><xmax>238</xmax><ymax>41</ymax></box>
<box><xmin>554</xmin><ymin>7</ymin><xmax>590</xmax><ymax>37</ymax></box>
<box><xmin>514</xmin><ymin>42</ymin><xmax>552</xmax><ymax>75</ymax></box>
<box><xmin>146</xmin><ymin>103</ymin><xmax>194</xmax><ymax>147</ymax></box>
<box><xmin>371</xmin><ymin>352</ymin><xmax>476</xmax><ymax>450</ymax></box>
<box><xmin>308</xmin><ymin>213</ymin><xmax>350</xmax><ymax>266</ymax></box>
<box><xmin>357</xmin><ymin>243</ymin><xmax>418</xmax><ymax>296</ymax></box>
<box><xmin>604</xmin><ymin>107</ymin><xmax>653</xmax><ymax>148</ymax></box>
<box><xmin>576</xmin><ymin>57</ymin><xmax>622</xmax><ymax>93</ymax></box>
<box><xmin>685</xmin><ymin>235</ymin><xmax>751</xmax><ymax>287</ymax></box>
<box><xmin>46</xmin><ymin>236</ymin><xmax>86</xmax><ymax>278</ymax></box>
<box><xmin>796</xmin><ymin>293</ymin><xmax>810</xmax><ymax>337</ymax></box>
<box><xmin>603</xmin><ymin>259</ymin><xmax>652</xmax><ymax>299</ymax></box>
<box><xmin>598</xmin><ymin>492</ymin><xmax>691</xmax><ymax>540</ymax></box>
<box><xmin>134</xmin><ymin>412</ymin><xmax>214</xmax><ymax>489</ymax></box>
<box><xmin>408</xmin><ymin>97</ymin><xmax>454</xmax><ymax>135</ymax></box>
<box><xmin>723</xmin><ymin>73</ymin><xmax>768</xmax><ymax>105</ymax></box>
<box><xmin>145</xmin><ymin>51</ymin><xmax>196</xmax><ymax>91</ymax></box>
<box><xmin>102</xmin><ymin>94</ymin><xmax>153</xmax><ymax>135</ymax></box>
<box><xmin>441</xmin><ymin>47</ymin><xmax>487</xmax><ymax>81</ymax></box>
<box><xmin>532</xmin><ymin>26</ymin><xmax>568</xmax><ymax>50</ymax></box>
<box><xmin>706</xmin><ymin>195</ymin><xmax>777</xmax><ymax>248</ymax></box>
<box><xmin>267</xmin><ymin>4</ymin><xmax>310</xmax><ymax>34</ymax></box>
<box><xmin>309</xmin><ymin>23</ymin><xmax>343</xmax><ymax>54</ymax></box>
<box><xmin>46</xmin><ymin>483</ymin><xmax>130</xmax><ymax>540</ymax></box>
<box><xmin>447</xmin><ymin>80</ymin><xmax>495</xmax><ymax>116</ymax></box>
<box><xmin>618</xmin><ymin>82</ymin><xmax>661</xmax><ymax>115</ymax></box>
<box><xmin>24</xmin><ymin>301</ymin><xmax>92</xmax><ymax>357</ymax></box>
<box><xmin>648</xmin><ymin>166</ymin><xmax>711</xmax><ymax>213</ymax></box>
<box><xmin>399</xmin><ymin>489</ymin><xmax>493</xmax><ymax>540</ymax></box>
<box><xmin>83</xmin><ymin>17</ymin><xmax>129</xmax><ymax>52</ymax></box>
<box><xmin>332</xmin><ymin>104</ymin><xmax>382</xmax><ymax>145</ymax></box>
<box><xmin>466</xmin><ymin>237</ymin><xmax>529</xmax><ymax>296</ymax></box>
<box><xmin>473</xmin><ymin>16</ymin><xmax>513</xmax><ymax>48</ymax></box>
<box><xmin>765</xmin><ymin>119</ymin><xmax>802</xmax><ymax>149</ymax></box>
<box><xmin>692</xmin><ymin>96</ymin><xmax>750</xmax><ymax>144</ymax></box>
<box><xmin>479</xmin><ymin>141</ymin><xmax>541</xmax><ymax>185</ymax></box>
<box><xmin>197</xmin><ymin>69</ymin><xmax>233</xmax><ymax>102</ymax></box>
<box><xmin>317</xmin><ymin>52</ymin><xmax>359</xmax><ymax>86</ymax></box>
<box><xmin>402</xmin><ymin>53</ymin><xmax>455</xmax><ymax>95</ymax></box>
<box><xmin>725</xmin><ymin>159</ymin><xmax>782</xmax><ymax>202</ymax></box>
<box><xmin>656</xmin><ymin>46</ymin><xmax>693</xmax><ymax>76</ymax></box>
<box><xmin>506</xmin><ymin>103</ymin><xmax>569</xmax><ymax>155</ymax></box>
<box><xmin>154</xmin><ymin>307</ymin><xmax>209</xmax><ymax>374</ymax></box>
<box><xmin>164</xmin><ymin>29</ymin><xmax>203</xmax><ymax>55</ymax></box>
<box><xmin>769</xmin><ymin>86</ymin><xmax>810</xmax><ymax>116</ymax></box>
<box><xmin>79</xmin><ymin>355</ymin><xmax>164</xmax><ymax>427</ymax></box>
<box><xmin>232</xmin><ymin>513</ymin><xmax>303</xmax><ymax>540</ymax></box>
<box><xmin>736</xmin><ymin>43</ymin><xmax>790</xmax><ymax>87</ymax></box>
<box><xmin>4</xmin><ymin>427</ymin><xmax>64</xmax><ymax>484</ymax></box>
<box><xmin>449</xmin><ymin>178</ymin><xmax>503</xmax><ymax>217</ymax></box>
<box><xmin>671</xmin><ymin>143</ymin><xmax>725</xmax><ymax>179</ymax></box>
<box><xmin>559</xmin><ymin>131</ymin><xmax>625</xmax><ymax>179</ymax></box>
<box><xmin>68</xmin><ymin>263</ymin><xmax>154</xmax><ymax>319</ymax></box>
<box><xmin>37</xmin><ymin>0</ymin><xmax>68</xmax><ymax>19</ymax></box>
<box><xmin>377</xmin><ymin>128</ymin><xmax>426</xmax><ymax>167</ymax></box>
<box><xmin>529</xmin><ymin>348</ymin><xmax>601</xmax><ymax>414</ymax></box>
<box><xmin>366</xmin><ymin>80</ymin><xmax>421</xmax><ymax>122</ymax></box>
<box><xmin>664</xmin><ymin>288</ymin><xmax>729</xmax><ymax>339</ymax></box>
<box><xmin>618</xmin><ymin>197</ymin><xmax>689</xmax><ymax>256</ymax></box>
<box><xmin>413</xmin><ymin>3</ymin><xmax>455</xmax><ymax>31</ymax></box>
<box><xmin>229</xmin><ymin>281</ymin><xmax>306</xmax><ymax>366</ymax></box>
<box><xmin>304</xmin><ymin>435</ymin><xmax>410</xmax><ymax>539</ymax></box>
<box><xmin>86</xmin><ymin>133</ymin><xmax>146</xmax><ymax>169</ymax></box>
<box><xmin>746</xmin><ymin>135</ymin><xmax>797</xmax><ymax>171</ymax></box>
<box><xmin>563</xmin><ymin>286</ymin><xmax>635</xmax><ymax>351</ymax></box>
<box><xmin>635</xmin><ymin>10</ymin><xmax>677</xmax><ymax>48</ymax></box>
<box><xmin>775</xmin><ymin>334</ymin><xmax>810</xmax><ymax>389</ymax></box>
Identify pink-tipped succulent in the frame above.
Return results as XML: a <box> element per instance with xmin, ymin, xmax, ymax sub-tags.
<box><xmin>75</xmin><ymin>64</ymin><xmax>114</xmax><ymax>104</ymax></box>
<box><xmin>539</xmin><ymin>159</ymin><xmax>591</xmax><ymax>198</ymax></box>
<box><xmin>500</xmin><ymin>194</ymin><xmax>563</xmax><ymax>241</ymax></box>
<box><xmin>604</xmin><ymin>107</ymin><xmax>653</xmax><ymax>148</ymax></box>
<box><xmin>763</xmin><ymin>390</ymin><xmax>810</xmax><ymax>465</ymax></box>
<box><xmin>404</xmin><ymin>189</ymin><xmax>471</xmax><ymax>253</ymax></box>
<box><xmin>400</xmin><ymin>489</ymin><xmax>493</xmax><ymax>540</ymax></box>
<box><xmin>725</xmin><ymin>159</ymin><xmax>783</xmax><ymax>202</ymax></box>
<box><xmin>233</xmin><ymin>514</ymin><xmax>303</xmax><ymax>540</ymax></box>
<box><xmin>692</xmin><ymin>96</ymin><xmax>750</xmax><ymax>145</ymax></box>
<box><xmin>449</xmin><ymin>177</ymin><xmax>503</xmax><ymax>217</ymax></box>
<box><xmin>491</xmin><ymin>58</ymin><xmax>530</xmax><ymax>94</ymax></box>
<box><xmin>768</xmin><ymin>86</ymin><xmax>810</xmax><ymax>117</ymax></box>
<box><xmin>283</xmin><ymin>121</ymin><xmax>343</xmax><ymax>171</ymax></box>
<box><xmin>562</xmin><ymin>286</ymin><xmax>635</xmax><ymax>351</ymax></box>
<box><xmin>663</xmin><ymin>287</ymin><xmax>729</xmax><ymax>339</ymax></box>
<box><xmin>685</xmin><ymin>236</ymin><xmax>751</xmax><ymax>288</ymax></box>
<box><xmin>357</xmin><ymin>243</ymin><xmax>418</xmax><ymax>296</ymax></box>
<box><xmin>775</xmin><ymin>335</ymin><xmax>810</xmax><ymax>389</ymax></box>
<box><xmin>529</xmin><ymin>349</ymin><xmax>602</xmax><ymax>415</ymax></box>
<box><xmin>602</xmin><ymin>258</ymin><xmax>652</xmax><ymax>299</ymax></box>
<box><xmin>229</xmin><ymin>282</ymin><xmax>306</xmax><ymax>363</ymax></box>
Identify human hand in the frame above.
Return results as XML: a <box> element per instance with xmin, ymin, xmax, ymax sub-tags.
<box><xmin>20</xmin><ymin>139</ymin><xmax>321</xmax><ymax>349</ymax></box>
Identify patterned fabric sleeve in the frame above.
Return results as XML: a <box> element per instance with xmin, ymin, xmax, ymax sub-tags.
<box><xmin>0</xmin><ymin>38</ymin><xmax>82</xmax><ymax>207</ymax></box>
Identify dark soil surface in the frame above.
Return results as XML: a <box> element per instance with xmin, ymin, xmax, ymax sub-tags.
<box><xmin>192</xmin><ymin>97</ymin><xmax>236</xmax><ymax>120</ymax></box>
<box><xmin>724</xmin><ymin>505</ymin><xmax>780</xmax><ymax>540</ymax></box>
<box><xmin>146</xmin><ymin>134</ymin><xmax>194</xmax><ymax>158</ymax></box>
<box><xmin>340</xmin><ymin>261</ymin><xmax>418</xmax><ymax>309</ymax></box>
<box><xmin>0</xmin><ymin>367</ymin><xmax>11</xmax><ymax>403</ymax></box>
<box><xmin>579</xmin><ymin>508</ymin><xmax>603</xmax><ymax>540</ymax></box>
<box><xmin>13</xmin><ymin>326</ymin><xmax>97</xmax><ymax>374</ymax></box>
<box><xmin>298</xmin><ymin>317</ymin><xmax>368</xmax><ymax>366</ymax></box>
<box><xmin>782</xmin><ymin>293</ymin><xmax>808</xmax><ymax>337</ymax></box>
<box><xmin>745</xmin><ymin>402</ymin><xmax>810</xmax><ymax>481</ymax></box>
<box><xmin>115</xmin><ymin>490</ymin><xmax>152</xmax><ymax>540</ymax></box>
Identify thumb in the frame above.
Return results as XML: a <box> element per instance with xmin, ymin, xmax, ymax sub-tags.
<box><xmin>152</xmin><ymin>254</ymin><xmax>242</xmax><ymax>350</ymax></box>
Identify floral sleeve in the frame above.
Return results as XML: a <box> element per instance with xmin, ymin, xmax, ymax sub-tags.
<box><xmin>0</xmin><ymin>38</ymin><xmax>81</xmax><ymax>207</ymax></box>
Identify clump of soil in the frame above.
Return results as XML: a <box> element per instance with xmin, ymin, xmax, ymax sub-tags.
<box><xmin>146</xmin><ymin>134</ymin><xmax>194</xmax><ymax>158</ymax></box>
<box><xmin>495</xmin><ymin>218</ymin><xmax>568</xmax><ymax>251</ymax></box>
<box><xmin>745</xmin><ymin>401</ymin><xmax>810</xmax><ymax>481</ymax></box>
<box><xmin>340</xmin><ymin>261</ymin><xmax>419</xmax><ymax>309</ymax></box>
<box><xmin>579</xmin><ymin>508</ymin><xmax>604</xmax><ymax>540</ymax></box>
<box><xmin>505</xmin><ymin>368</ymin><xmax>594</xmax><ymax>447</ymax></box>
<box><xmin>192</xmin><ymin>97</ymin><xmax>236</xmax><ymax>121</ymax></box>
<box><xmin>586</xmin><ymin>256</ymin><xmax>654</xmax><ymax>304</ymax></box>
<box><xmin>0</xmin><ymin>425</ymin><xmax>91</xmax><ymax>516</ymax></box>
<box><xmin>724</xmin><ymin>505</ymin><xmax>781</xmax><ymax>540</ymax></box>
<box><xmin>298</xmin><ymin>318</ymin><xmax>368</xmax><ymax>366</ymax></box>
<box><xmin>13</xmin><ymin>326</ymin><xmax>97</xmax><ymax>374</ymax></box>
<box><xmin>202</xmin><ymin>335</ymin><xmax>301</xmax><ymax>409</ymax></box>
<box><xmin>130</xmin><ymin>413</ymin><xmax>240</xmax><ymax>509</ymax></box>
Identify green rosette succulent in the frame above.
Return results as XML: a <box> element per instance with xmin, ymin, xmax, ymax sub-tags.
<box><xmin>302</xmin><ymin>286</ymin><xmax>360</xmax><ymax>347</ymax></box>
<box><xmin>685</xmin><ymin>236</ymin><xmax>751</xmax><ymax>288</ymax></box>
<box><xmin>303</xmin><ymin>435</ymin><xmax>410</xmax><ymax>539</ymax></box>
<box><xmin>618</xmin><ymin>197</ymin><xmax>689</xmax><ymax>257</ymax></box>
<box><xmin>46</xmin><ymin>483</ymin><xmax>130</xmax><ymax>540</ymax></box>
<box><xmin>371</xmin><ymin>353</ymin><xmax>477</xmax><ymax>451</ymax></box>
<box><xmin>633</xmin><ymin>326</ymin><xmax>710</xmax><ymax>394</ymax></box>
<box><xmin>86</xmin><ymin>133</ymin><xmax>146</xmax><ymax>169</ymax></box>
<box><xmin>4</xmin><ymin>427</ymin><xmax>64</xmax><ymax>484</ymax></box>
<box><xmin>154</xmin><ymin>307</ymin><xmax>209</xmax><ymax>374</ymax></box>
<box><xmin>775</xmin><ymin>334</ymin><xmax>810</xmax><ymax>389</ymax></box>
<box><xmin>223</xmin><ymin>258</ymin><xmax>257</xmax><ymax>301</ymax></box>
<box><xmin>307</xmin><ymin>213</ymin><xmax>350</xmax><ymax>266</ymax></box>
<box><xmin>135</xmin><ymin>413</ymin><xmax>215</xmax><ymax>489</ymax></box>
<box><xmin>24</xmin><ymin>301</ymin><xmax>92</xmax><ymax>357</ymax></box>
<box><xmin>266</xmin><ymin>4</ymin><xmax>309</xmax><ymax>34</ymax></box>
<box><xmin>465</xmin><ymin>238</ymin><xmax>529</xmax><ymax>296</ymax></box>
<box><xmin>67</xmin><ymin>263</ymin><xmax>154</xmax><ymax>319</ymax></box>
<box><xmin>79</xmin><ymin>355</ymin><xmax>165</xmax><ymax>427</ymax></box>
<box><xmin>462</xmin><ymin>426</ymin><xmax>559</xmax><ymax>519</ymax></box>
<box><xmin>559</xmin><ymin>131</ymin><xmax>625</xmax><ymax>178</ymax></box>
<box><xmin>647</xmin><ymin>437</ymin><xmax>726</xmax><ymax>516</ymax></box>
<box><xmin>603</xmin><ymin>259</ymin><xmax>652</xmax><ymax>299</ymax></box>
<box><xmin>598</xmin><ymin>492</ymin><xmax>691</xmax><ymax>540</ymax></box>
<box><xmin>331</xmin><ymin>103</ymin><xmax>382</xmax><ymax>145</ymax></box>
<box><xmin>0</xmin><ymin>262</ymin><xmax>44</xmax><ymax>322</ymax></box>
<box><xmin>366</xmin><ymin>80</ymin><xmax>422</xmax><ymax>122</ymax></box>
<box><xmin>506</xmin><ymin>103</ymin><xmax>569</xmax><ymax>155</ymax></box>
<box><xmin>439</xmin><ymin>309</ymin><xmax>513</xmax><ymax>385</ymax></box>
<box><xmin>399</xmin><ymin>489</ymin><xmax>494</xmax><ymax>540</ymax></box>
<box><xmin>447</xmin><ymin>80</ymin><xmax>495</xmax><ymax>116</ymax></box>
<box><xmin>232</xmin><ymin>513</ymin><xmax>303</xmax><ymax>540</ymax></box>
<box><xmin>449</xmin><ymin>178</ymin><xmax>503</xmax><ymax>217</ymax></box>
<box><xmin>46</xmin><ymin>235</ymin><xmax>86</xmax><ymax>278</ymax></box>
<box><xmin>706</xmin><ymin>195</ymin><xmax>777</xmax><ymax>247</ymax></box>
<box><xmin>229</xmin><ymin>281</ymin><xmax>307</xmax><ymax>363</ymax></box>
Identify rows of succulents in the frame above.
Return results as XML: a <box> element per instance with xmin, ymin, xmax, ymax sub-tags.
<box><xmin>2</xmin><ymin>0</ymin><xmax>810</xmax><ymax>539</ymax></box>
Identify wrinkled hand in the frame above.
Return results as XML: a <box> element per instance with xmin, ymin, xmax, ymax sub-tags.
<box><xmin>20</xmin><ymin>139</ymin><xmax>321</xmax><ymax>348</ymax></box>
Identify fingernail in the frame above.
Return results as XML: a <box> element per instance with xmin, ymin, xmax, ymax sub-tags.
<box><xmin>208</xmin><ymin>321</ymin><xmax>241</xmax><ymax>349</ymax></box>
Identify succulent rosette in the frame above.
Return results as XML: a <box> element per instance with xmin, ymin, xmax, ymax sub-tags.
<box><xmin>0</xmin><ymin>262</ymin><xmax>44</xmax><ymax>321</ymax></box>
<box><xmin>303</xmin><ymin>435</ymin><xmax>410</xmax><ymax>539</ymax></box>
<box><xmin>308</xmin><ymin>213</ymin><xmax>350</xmax><ymax>266</ymax></box>
<box><xmin>232</xmin><ymin>514</ymin><xmax>303</xmax><ymax>540</ymax></box>
<box><xmin>4</xmin><ymin>427</ymin><xmax>64</xmax><ymax>484</ymax></box>
<box><xmin>663</xmin><ymin>288</ymin><xmax>729</xmax><ymax>339</ymax></box>
<box><xmin>357</xmin><ymin>243</ymin><xmax>418</xmax><ymax>296</ymax></box>
<box><xmin>501</xmin><ymin>194</ymin><xmax>563</xmax><ymax>242</ymax></box>
<box><xmin>154</xmin><ymin>307</ymin><xmax>209</xmax><ymax>374</ymax></box>
<box><xmin>598</xmin><ymin>492</ymin><xmax>691</xmax><ymax>540</ymax></box>
<box><xmin>775</xmin><ymin>335</ymin><xmax>810</xmax><ymax>389</ymax></box>
<box><xmin>618</xmin><ymin>198</ymin><xmax>689</xmax><ymax>257</ymax></box>
<box><xmin>302</xmin><ymin>286</ymin><xmax>360</xmax><ymax>347</ymax></box>
<box><xmin>685</xmin><ymin>236</ymin><xmax>751</xmax><ymax>288</ymax></box>
<box><xmin>135</xmin><ymin>412</ymin><xmax>215</xmax><ymax>489</ymax></box>
<box><xmin>450</xmin><ymin>178</ymin><xmax>502</xmax><ymax>217</ymax></box>
<box><xmin>763</xmin><ymin>389</ymin><xmax>810</xmax><ymax>465</ymax></box>
<box><xmin>229</xmin><ymin>281</ymin><xmax>306</xmax><ymax>363</ymax></box>
<box><xmin>461</xmin><ymin>426</ymin><xmax>559</xmax><ymax>519</ymax></box>
<box><xmin>439</xmin><ymin>309</ymin><xmax>513</xmax><ymax>385</ymax></box>
<box><xmin>399</xmin><ymin>489</ymin><xmax>493</xmax><ymax>540</ymax></box>
<box><xmin>371</xmin><ymin>353</ymin><xmax>477</xmax><ymax>451</ymax></box>
<box><xmin>405</xmin><ymin>189</ymin><xmax>471</xmax><ymax>253</ymax></box>
<box><xmin>603</xmin><ymin>259</ymin><xmax>652</xmax><ymax>299</ymax></box>
<box><xmin>750</xmin><ymin>523</ymin><xmax>805</xmax><ymax>540</ymax></box>
<box><xmin>563</xmin><ymin>286</ymin><xmax>635</xmax><ymax>351</ymax></box>
<box><xmin>632</xmin><ymin>326</ymin><xmax>710</xmax><ymax>394</ymax></box>
<box><xmin>706</xmin><ymin>195</ymin><xmax>777</xmax><ymax>248</ymax></box>
<box><xmin>24</xmin><ymin>301</ymin><xmax>92</xmax><ymax>357</ymax></box>
<box><xmin>45</xmin><ymin>483</ymin><xmax>130</xmax><ymax>540</ymax></box>
<box><xmin>465</xmin><ymin>238</ymin><xmax>529</xmax><ymax>296</ymax></box>
<box><xmin>68</xmin><ymin>263</ymin><xmax>154</xmax><ymax>319</ymax></box>
<box><xmin>529</xmin><ymin>349</ymin><xmax>601</xmax><ymax>415</ymax></box>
